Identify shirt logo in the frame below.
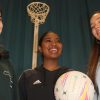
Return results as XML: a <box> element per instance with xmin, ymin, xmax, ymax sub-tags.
<box><xmin>33</xmin><ymin>80</ymin><xmax>42</xmax><ymax>85</ymax></box>
<box><xmin>3</xmin><ymin>70</ymin><xmax>13</xmax><ymax>88</ymax></box>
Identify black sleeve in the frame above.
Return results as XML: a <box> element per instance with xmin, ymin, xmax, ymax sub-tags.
<box><xmin>7</xmin><ymin>60</ymin><xmax>19</xmax><ymax>100</ymax></box>
<box><xmin>18</xmin><ymin>72</ymin><xmax>27</xmax><ymax>100</ymax></box>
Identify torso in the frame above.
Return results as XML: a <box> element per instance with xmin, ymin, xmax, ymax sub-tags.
<box><xmin>19</xmin><ymin>66</ymin><xmax>71</xmax><ymax>100</ymax></box>
<box><xmin>0</xmin><ymin>59</ymin><xmax>17</xmax><ymax>100</ymax></box>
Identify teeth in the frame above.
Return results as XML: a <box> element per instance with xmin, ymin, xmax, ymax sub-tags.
<box><xmin>96</xmin><ymin>29</ymin><xmax>100</xmax><ymax>32</ymax></box>
<box><xmin>49</xmin><ymin>48</ymin><xmax>57</xmax><ymax>52</ymax></box>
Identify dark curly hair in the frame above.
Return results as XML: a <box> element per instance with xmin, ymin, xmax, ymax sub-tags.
<box><xmin>38</xmin><ymin>31</ymin><xmax>61</xmax><ymax>46</ymax></box>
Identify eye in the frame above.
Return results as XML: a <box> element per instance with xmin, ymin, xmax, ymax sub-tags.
<box><xmin>45</xmin><ymin>39</ymin><xmax>52</xmax><ymax>42</ymax></box>
<box><xmin>96</xmin><ymin>18</ymin><xmax>100</xmax><ymax>24</ymax></box>
<box><xmin>56</xmin><ymin>38</ymin><xmax>62</xmax><ymax>43</ymax></box>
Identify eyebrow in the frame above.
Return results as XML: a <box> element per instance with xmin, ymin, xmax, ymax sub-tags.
<box><xmin>91</xmin><ymin>17</ymin><xmax>100</xmax><ymax>26</ymax></box>
<box><xmin>96</xmin><ymin>17</ymin><xmax>100</xmax><ymax>21</ymax></box>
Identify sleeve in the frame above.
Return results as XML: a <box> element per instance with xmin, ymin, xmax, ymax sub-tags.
<box><xmin>93</xmin><ymin>91</ymin><xmax>97</xmax><ymax>100</ymax></box>
<box><xmin>9</xmin><ymin>62</ymin><xmax>19</xmax><ymax>100</ymax></box>
<box><xmin>18</xmin><ymin>72</ymin><xmax>27</xmax><ymax>100</ymax></box>
<box><xmin>96</xmin><ymin>64</ymin><xmax>100</xmax><ymax>100</ymax></box>
<box><xmin>13</xmin><ymin>69</ymin><xmax>19</xmax><ymax>100</ymax></box>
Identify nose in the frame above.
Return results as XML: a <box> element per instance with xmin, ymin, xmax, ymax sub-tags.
<box><xmin>51</xmin><ymin>40</ymin><xmax>56</xmax><ymax>46</ymax></box>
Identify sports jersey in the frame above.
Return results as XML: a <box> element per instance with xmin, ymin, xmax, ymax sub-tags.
<box><xmin>18</xmin><ymin>65</ymin><xmax>71</xmax><ymax>100</ymax></box>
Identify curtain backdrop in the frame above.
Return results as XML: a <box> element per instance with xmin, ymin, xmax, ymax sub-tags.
<box><xmin>0</xmin><ymin>0</ymin><xmax>100</xmax><ymax>78</ymax></box>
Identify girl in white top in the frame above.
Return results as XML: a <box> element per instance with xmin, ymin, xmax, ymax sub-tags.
<box><xmin>88</xmin><ymin>11</ymin><xmax>100</xmax><ymax>100</ymax></box>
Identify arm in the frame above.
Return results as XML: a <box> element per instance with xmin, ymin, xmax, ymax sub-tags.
<box><xmin>18</xmin><ymin>72</ymin><xmax>27</xmax><ymax>100</ymax></box>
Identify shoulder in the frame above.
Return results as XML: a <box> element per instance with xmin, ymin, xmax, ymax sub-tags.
<box><xmin>18</xmin><ymin>67</ymin><xmax>43</xmax><ymax>81</ymax></box>
<box><xmin>57</xmin><ymin>66</ymin><xmax>73</xmax><ymax>76</ymax></box>
<box><xmin>19</xmin><ymin>69</ymin><xmax>37</xmax><ymax>79</ymax></box>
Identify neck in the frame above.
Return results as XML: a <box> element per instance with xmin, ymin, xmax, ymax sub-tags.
<box><xmin>43</xmin><ymin>58</ymin><xmax>60</xmax><ymax>71</ymax></box>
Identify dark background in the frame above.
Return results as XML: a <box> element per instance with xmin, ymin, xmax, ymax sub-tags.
<box><xmin>0</xmin><ymin>0</ymin><xmax>100</xmax><ymax>78</ymax></box>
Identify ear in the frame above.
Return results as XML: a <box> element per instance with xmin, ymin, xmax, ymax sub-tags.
<box><xmin>38</xmin><ymin>46</ymin><xmax>42</xmax><ymax>53</ymax></box>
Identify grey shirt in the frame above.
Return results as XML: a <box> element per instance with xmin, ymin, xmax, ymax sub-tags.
<box><xmin>0</xmin><ymin>45</ymin><xmax>18</xmax><ymax>100</ymax></box>
<box><xmin>96</xmin><ymin>58</ymin><xmax>100</xmax><ymax>100</ymax></box>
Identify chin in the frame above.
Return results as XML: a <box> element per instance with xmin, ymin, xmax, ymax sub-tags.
<box><xmin>50</xmin><ymin>55</ymin><xmax>61</xmax><ymax>59</ymax></box>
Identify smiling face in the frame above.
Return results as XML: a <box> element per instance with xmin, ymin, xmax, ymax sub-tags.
<box><xmin>39</xmin><ymin>32</ymin><xmax>63</xmax><ymax>60</ymax></box>
<box><xmin>90</xmin><ymin>12</ymin><xmax>100</xmax><ymax>40</ymax></box>
<box><xmin>0</xmin><ymin>11</ymin><xmax>3</xmax><ymax>34</ymax></box>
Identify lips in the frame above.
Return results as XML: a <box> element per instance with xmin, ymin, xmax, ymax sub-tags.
<box><xmin>96</xmin><ymin>28</ymin><xmax>100</xmax><ymax>32</ymax></box>
<box><xmin>96</xmin><ymin>29</ymin><xmax>100</xmax><ymax>36</ymax></box>
<box><xmin>49</xmin><ymin>48</ymin><xmax>58</xmax><ymax>53</ymax></box>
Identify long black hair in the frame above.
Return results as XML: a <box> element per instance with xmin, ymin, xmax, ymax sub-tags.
<box><xmin>0</xmin><ymin>8</ymin><xmax>2</xmax><ymax>17</ymax></box>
